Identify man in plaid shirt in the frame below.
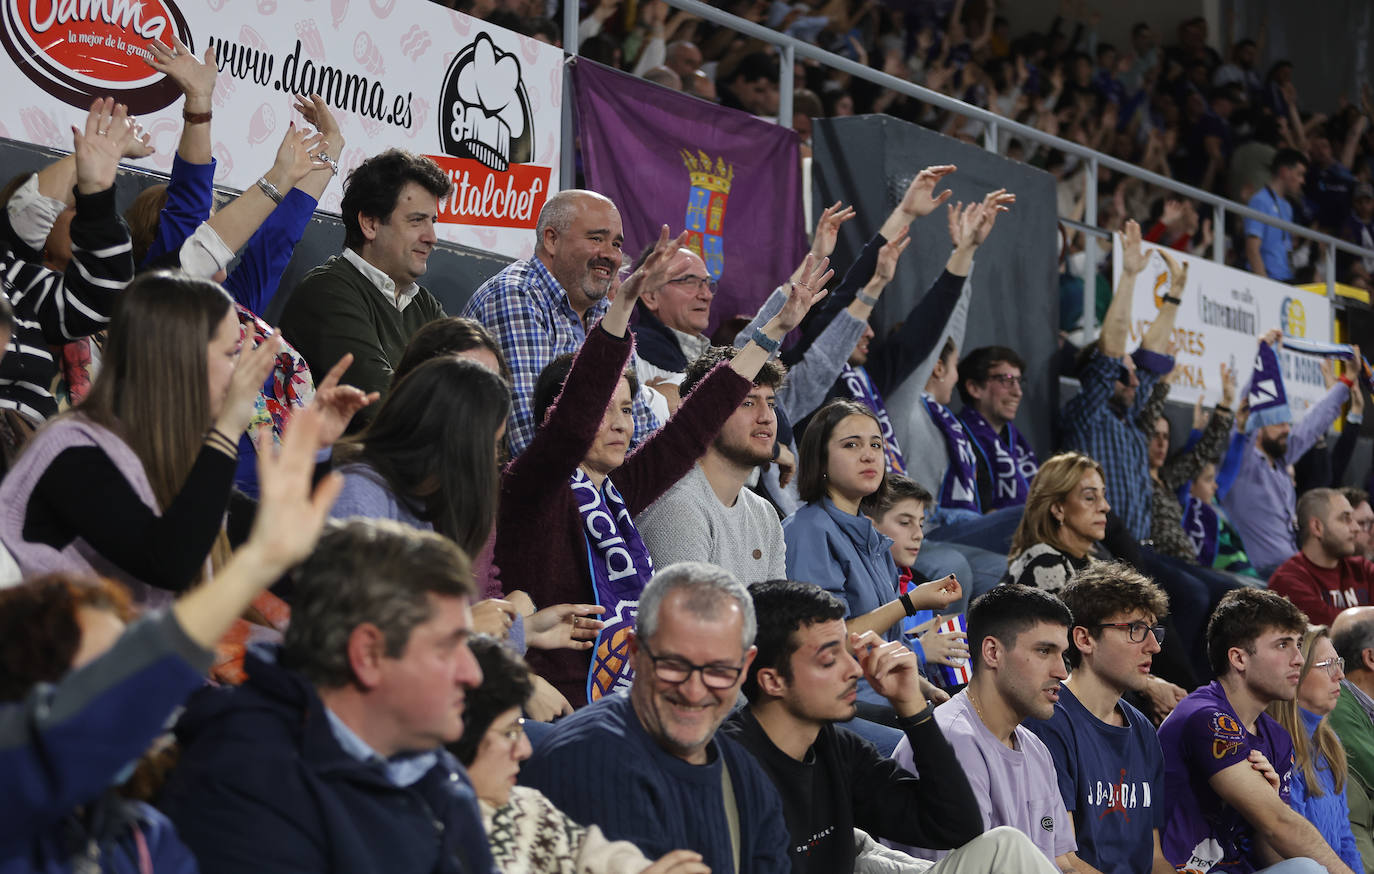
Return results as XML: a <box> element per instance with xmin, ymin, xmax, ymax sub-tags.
<box><xmin>462</xmin><ymin>189</ymin><xmax>663</xmax><ymax>455</ymax></box>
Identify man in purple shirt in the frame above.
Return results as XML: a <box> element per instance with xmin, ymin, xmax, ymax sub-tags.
<box><xmin>1221</xmin><ymin>332</ymin><xmax>1350</xmax><ymax>576</ymax></box>
<box><xmin>1158</xmin><ymin>588</ymin><xmax>1351</xmax><ymax>874</ymax></box>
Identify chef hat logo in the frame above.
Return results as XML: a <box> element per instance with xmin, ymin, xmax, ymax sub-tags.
<box><xmin>439</xmin><ymin>32</ymin><xmax>533</xmax><ymax>171</ymax></box>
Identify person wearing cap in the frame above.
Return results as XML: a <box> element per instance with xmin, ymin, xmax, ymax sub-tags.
<box><xmin>1221</xmin><ymin>331</ymin><xmax>1352</xmax><ymax>577</ymax></box>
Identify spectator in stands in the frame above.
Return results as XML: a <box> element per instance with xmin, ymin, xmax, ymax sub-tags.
<box><xmin>633</xmin><ymin>342</ymin><xmax>789</xmax><ymax>583</ymax></box>
<box><xmin>887</xmin><ymin>584</ymin><xmax>1076</xmax><ymax>868</ymax></box>
<box><xmin>451</xmin><ymin>636</ymin><xmax>706</xmax><ymax>873</ymax></box>
<box><xmin>393</xmin><ymin>316</ymin><xmax>511</xmax><ymax>388</ymax></box>
<box><xmin>956</xmin><ymin>345</ymin><xmax>1040</xmax><ymax>513</ymax></box>
<box><xmin>0</xmin><ymin>404</ymin><xmax>340</xmax><ymax>870</ymax></box>
<box><xmin>664</xmin><ymin>40</ymin><xmax>702</xmax><ymax>84</ymax></box>
<box><xmin>1267</xmin><ymin>625</ymin><xmax>1364</xmax><ymax>873</ymax></box>
<box><xmin>499</xmin><ymin>237</ymin><xmax>829</xmax><ymax>710</ymax></box>
<box><xmin>1147</xmin><ymin>370</ymin><xmax>1236</xmax><ymax>561</ymax></box>
<box><xmin>1340</xmin><ymin>486</ymin><xmax>1374</xmax><ymax>562</ymax></box>
<box><xmin>0</xmin><ymin>99</ymin><xmax>137</xmax><ymax>469</ymax></box>
<box><xmin>1025</xmin><ymin>562</ymin><xmax>1175</xmax><ymax>872</ymax></box>
<box><xmin>278</xmin><ymin>149</ymin><xmax>452</xmax><ymax>429</ymax></box>
<box><xmin>864</xmin><ymin>475</ymin><xmax>972</xmax><ymax>660</ymax></box>
<box><xmin>519</xmin><ymin>562</ymin><xmax>791</xmax><ymax>873</ymax></box>
<box><xmin>717</xmin><ymin>51</ymin><xmax>780</xmax><ymax>118</ymax></box>
<box><xmin>1158</xmin><ymin>588</ymin><xmax>1351</xmax><ymax>874</ymax></box>
<box><xmin>1223</xmin><ymin>331</ymin><xmax>1351</xmax><ymax>576</ymax></box>
<box><xmin>1340</xmin><ymin>182</ymin><xmax>1374</xmax><ymax>290</ymax></box>
<box><xmin>1329</xmin><ymin>606</ymin><xmax>1374</xmax><ymax>865</ymax></box>
<box><xmin>725</xmin><ymin>580</ymin><xmax>1059</xmax><ymax>874</ymax></box>
<box><xmin>462</xmin><ymin>189</ymin><xmax>663</xmax><ymax>455</ymax></box>
<box><xmin>1270</xmin><ymin>489</ymin><xmax>1374</xmax><ymax>625</ymax></box>
<box><xmin>1214</xmin><ymin>38</ymin><xmax>1264</xmax><ymax>104</ymax></box>
<box><xmin>783</xmin><ymin>399</ymin><xmax>962</xmax><ymax>707</ymax></box>
<box><xmin>1305</xmin><ymin>120</ymin><xmax>1367</xmax><ymax>233</ymax></box>
<box><xmin>1003</xmin><ymin>452</ymin><xmax>1110</xmax><ymax>596</ymax></box>
<box><xmin>162</xmin><ymin>519</ymin><xmax>494</xmax><ymax>874</ymax></box>
<box><xmin>1181</xmin><ymin>459</ymin><xmax>1260</xmax><ymax>578</ymax></box>
<box><xmin>1244</xmin><ymin>149</ymin><xmax>1308</xmax><ymax>281</ymax></box>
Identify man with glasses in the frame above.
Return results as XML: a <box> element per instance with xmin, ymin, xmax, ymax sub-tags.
<box><xmin>955</xmin><ymin>345</ymin><xmax>1040</xmax><ymax>513</ymax></box>
<box><xmin>1158</xmin><ymin>588</ymin><xmax>1350</xmax><ymax>874</ymax></box>
<box><xmin>520</xmin><ymin>561</ymin><xmax>790</xmax><ymax>873</ymax></box>
<box><xmin>1026</xmin><ymin>562</ymin><xmax>1176</xmax><ymax>873</ymax></box>
<box><xmin>723</xmin><ymin>580</ymin><xmax>1057</xmax><ymax>874</ymax></box>
<box><xmin>1270</xmin><ymin>488</ymin><xmax>1374</xmax><ymax>625</ymax></box>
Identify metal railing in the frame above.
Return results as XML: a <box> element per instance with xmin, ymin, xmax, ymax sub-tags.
<box><xmin>562</xmin><ymin>0</ymin><xmax>1374</xmax><ymax>340</ymax></box>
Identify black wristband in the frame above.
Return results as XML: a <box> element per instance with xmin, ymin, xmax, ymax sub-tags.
<box><xmin>894</xmin><ymin>700</ymin><xmax>936</xmax><ymax>727</ymax></box>
<box><xmin>1162</xmin><ymin>294</ymin><xmax>1183</xmax><ymax>306</ymax></box>
<box><xmin>899</xmin><ymin>591</ymin><xmax>917</xmax><ymax>616</ymax></box>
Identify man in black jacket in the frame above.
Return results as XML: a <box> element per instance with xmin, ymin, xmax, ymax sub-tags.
<box><xmin>722</xmin><ymin>580</ymin><xmax>1058</xmax><ymax>874</ymax></box>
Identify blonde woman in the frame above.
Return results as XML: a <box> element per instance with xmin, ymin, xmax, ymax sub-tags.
<box><xmin>1003</xmin><ymin>452</ymin><xmax>1111</xmax><ymax>595</ymax></box>
<box><xmin>1268</xmin><ymin>626</ymin><xmax>1363</xmax><ymax>872</ymax></box>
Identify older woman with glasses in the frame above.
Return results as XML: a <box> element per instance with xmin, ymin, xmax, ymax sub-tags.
<box><xmin>1268</xmin><ymin>626</ymin><xmax>1364</xmax><ymax>872</ymax></box>
<box><xmin>450</xmin><ymin>636</ymin><xmax>708</xmax><ymax>874</ymax></box>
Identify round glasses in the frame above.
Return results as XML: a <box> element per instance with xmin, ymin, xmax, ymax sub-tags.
<box><xmin>1096</xmin><ymin>622</ymin><xmax>1166</xmax><ymax>644</ymax></box>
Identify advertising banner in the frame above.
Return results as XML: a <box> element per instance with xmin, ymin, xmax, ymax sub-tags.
<box><xmin>0</xmin><ymin>0</ymin><xmax>561</xmax><ymax>258</ymax></box>
<box><xmin>1112</xmin><ymin>239</ymin><xmax>1333</xmax><ymax>416</ymax></box>
<box><xmin>571</xmin><ymin>59</ymin><xmax>807</xmax><ymax>336</ymax></box>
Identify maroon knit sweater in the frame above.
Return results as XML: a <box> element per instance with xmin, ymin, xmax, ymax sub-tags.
<box><xmin>496</xmin><ymin>324</ymin><xmax>750</xmax><ymax>706</ymax></box>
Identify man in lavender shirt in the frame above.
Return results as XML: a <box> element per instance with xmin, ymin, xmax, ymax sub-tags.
<box><xmin>888</xmin><ymin>584</ymin><xmax>1077</xmax><ymax>870</ymax></box>
<box><xmin>1222</xmin><ymin>331</ymin><xmax>1351</xmax><ymax>576</ymax></box>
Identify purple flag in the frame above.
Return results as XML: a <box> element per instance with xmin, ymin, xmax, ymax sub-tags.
<box><xmin>572</xmin><ymin>59</ymin><xmax>807</xmax><ymax>336</ymax></box>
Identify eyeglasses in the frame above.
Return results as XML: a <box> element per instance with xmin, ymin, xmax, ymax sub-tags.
<box><xmin>1096</xmin><ymin>622</ymin><xmax>1167</xmax><ymax>644</ymax></box>
<box><xmin>665</xmin><ymin>275</ymin><xmax>717</xmax><ymax>293</ymax></box>
<box><xmin>984</xmin><ymin>373</ymin><xmax>1025</xmax><ymax>388</ymax></box>
<box><xmin>1313</xmin><ymin>657</ymin><xmax>1345</xmax><ymax>679</ymax></box>
<box><xmin>493</xmin><ymin>718</ymin><xmax>526</xmax><ymax>745</ymax></box>
<box><xmin>639</xmin><ymin>640</ymin><xmax>744</xmax><ymax>689</ymax></box>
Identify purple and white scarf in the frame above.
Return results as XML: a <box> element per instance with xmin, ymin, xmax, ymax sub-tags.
<box><xmin>839</xmin><ymin>364</ymin><xmax>906</xmax><ymax>474</ymax></box>
<box><xmin>1181</xmin><ymin>494</ymin><xmax>1220</xmax><ymax>566</ymax></box>
<box><xmin>921</xmin><ymin>392</ymin><xmax>980</xmax><ymax>513</ymax></box>
<box><xmin>958</xmin><ymin>408</ymin><xmax>1038</xmax><ymax>510</ymax></box>
<box><xmin>570</xmin><ymin>467</ymin><xmax>655</xmax><ymax>702</ymax></box>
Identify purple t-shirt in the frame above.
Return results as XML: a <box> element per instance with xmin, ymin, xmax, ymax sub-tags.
<box><xmin>1157</xmin><ymin>681</ymin><xmax>1295</xmax><ymax>873</ymax></box>
<box><xmin>888</xmin><ymin>689</ymin><xmax>1076</xmax><ymax>864</ymax></box>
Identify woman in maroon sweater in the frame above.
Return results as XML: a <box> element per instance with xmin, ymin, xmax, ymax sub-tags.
<box><xmin>497</xmin><ymin>229</ymin><xmax>831</xmax><ymax>709</ymax></box>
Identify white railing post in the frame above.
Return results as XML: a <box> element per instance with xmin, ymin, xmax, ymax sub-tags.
<box><xmin>1080</xmin><ymin>157</ymin><xmax>1099</xmax><ymax>339</ymax></box>
<box><xmin>779</xmin><ymin>43</ymin><xmax>794</xmax><ymax>130</ymax></box>
<box><xmin>560</xmin><ymin>0</ymin><xmax>579</xmax><ymax>191</ymax></box>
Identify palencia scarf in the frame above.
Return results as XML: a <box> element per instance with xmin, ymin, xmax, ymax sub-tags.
<box><xmin>570</xmin><ymin>467</ymin><xmax>655</xmax><ymax>701</ymax></box>
<box><xmin>839</xmin><ymin>364</ymin><xmax>906</xmax><ymax>474</ymax></box>
<box><xmin>958</xmin><ymin>407</ymin><xmax>1038</xmax><ymax>510</ymax></box>
<box><xmin>921</xmin><ymin>392</ymin><xmax>980</xmax><ymax>513</ymax></box>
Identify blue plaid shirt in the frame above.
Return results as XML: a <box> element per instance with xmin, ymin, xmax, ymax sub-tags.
<box><xmin>1060</xmin><ymin>347</ymin><xmax>1174</xmax><ymax>541</ymax></box>
<box><xmin>462</xmin><ymin>257</ymin><xmax>661</xmax><ymax>455</ymax></box>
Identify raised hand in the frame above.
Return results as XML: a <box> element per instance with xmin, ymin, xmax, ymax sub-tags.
<box><xmin>774</xmin><ymin>254</ymin><xmax>833</xmax><ymax>333</ymax></box>
<box><xmin>145</xmin><ymin>34</ymin><xmax>217</xmax><ymax>108</ymax></box>
<box><xmin>1119</xmin><ymin>219</ymin><xmax>1152</xmax><ymax>275</ymax></box>
<box><xmin>810</xmin><ymin>200</ymin><xmax>857</xmax><ymax>260</ymax></box>
<box><xmin>851</xmin><ymin>630</ymin><xmax>924</xmax><ymax>712</ymax></box>
<box><xmin>1261</xmin><ymin>327</ymin><xmax>1283</xmax><ymax>347</ymax></box>
<box><xmin>871</xmin><ymin>226</ymin><xmax>910</xmax><ymax>285</ymax></box>
<box><xmin>122</xmin><ymin>116</ymin><xmax>154</xmax><ymax>159</ymax></box>
<box><xmin>1192</xmin><ymin>395</ymin><xmax>1207</xmax><ymax>430</ymax></box>
<box><xmin>308</xmin><ymin>353</ymin><xmax>378</xmax><ymax>448</ymax></box>
<box><xmin>1157</xmin><ymin>249</ymin><xmax>1188</xmax><ymax>296</ymax></box>
<box><xmin>73</xmin><ymin>98</ymin><xmax>140</xmax><ymax>194</ymax></box>
<box><xmin>293</xmin><ymin>93</ymin><xmax>345</xmax><ymax>162</ymax></box>
<box><xmin>910</xmin><ymin>574</ymin><xmax>961</xmax><ymax>609</ymax></box>
<box><xmin>621</xmin><ymin>226</ymin><xmax>690</xmax><ymax>310</ymax></box>
<box><xmin>215</xmin><ymin>331</ymin><xmax>283</xmax><ymax>437</ymax></box>
<box><xmin>973</xmin><ymin>188</ymin><xmax>1015</xmax><ymax>244</ymax></box>
<box><xmin>268</xmin><ymin>124</ymin><xmax>330</xmax><ymax>191</ymax></box>
<box><xmin>947</xmin><ymin>200</ymin><xmax>987</xmax><ymax>251</ymax></box>
<box><xmin>898</xmin><ymin>164</ymin><xmax>957</xmax><ymax>218</ymax></box>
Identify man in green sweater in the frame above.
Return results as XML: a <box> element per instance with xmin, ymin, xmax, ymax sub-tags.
<box><xmin>280</xmin><ymin>149</ymin><xmax>453</xmax><ymax>431</ymax></box>
<box><xmin>1329</xmin><ymin>606</ymin><xmax>1374</xmax><ymax>870</ymax></box>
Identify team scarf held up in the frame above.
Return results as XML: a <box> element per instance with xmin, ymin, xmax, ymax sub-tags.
<box><xmin>570</xmin><ymin>467</ymin><xmax>655</xmax><ymax>702</ymax></box>
<box><xmin>1280</xmin><ymin>337</ymin><xmax>1374</xmax><ymax>395</ymax></box>
<box><xmin>839</xmin><ymin>364</ymin><xmax>906</xmax><ymax>474</ymax></box>
<box><xmin>958</xmin><ymin>407</ymin><xmax>1038</xmax><ymax>509</ymax></box>
<box><xmin>1181</xmin><ymin>494</ymin><xmax>1221</xmax><ymax>566</ymax></box>
<box><xmin>921</xmin><ymin>392</ymin><xmax>980</xmax><ymax>513</ymax></box>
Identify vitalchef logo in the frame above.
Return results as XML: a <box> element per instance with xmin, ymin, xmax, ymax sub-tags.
<box><xmin>1</xmin><ymin>0</ymin><xmax>193</xmax><ymax>113</ymax></box>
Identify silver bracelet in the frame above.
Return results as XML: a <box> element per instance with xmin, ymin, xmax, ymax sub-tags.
<box><xmin>316</xmin><ymin>153</ymin><xmax>340</xmax><ymax>176</ymax></box>
<box><xmin>256</xmin><ymin>176</ymin><xmax>284</xmax><ymax>205</ymax></box>
<box><xmin>856</xmin><ymin>290</ymin><xmax>880</xmax><ymax>307</ymax></box>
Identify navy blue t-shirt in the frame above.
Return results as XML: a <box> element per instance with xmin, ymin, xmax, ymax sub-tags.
<box><xmin>1026</xmin><ymin>684</ymin><xmax>1165</xmax><ymax>874</ymax></box>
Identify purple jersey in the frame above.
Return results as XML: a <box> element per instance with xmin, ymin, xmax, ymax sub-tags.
<box><xmin>1157</xmin><ymin>681</ymin><xmax>1295</xmax><ymax>873</ymax></box>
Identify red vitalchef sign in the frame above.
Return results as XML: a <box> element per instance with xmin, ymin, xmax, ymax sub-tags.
<box><xmin>1</xmin><ymin>0</ymin><xmax>191</xmax><ymax>112</ymax></box>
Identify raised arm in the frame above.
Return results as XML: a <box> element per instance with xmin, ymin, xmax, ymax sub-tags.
<box><xmin>1101</xmin><ymin>219</ymin><xmax>1152</xmax><ymax>357</ymax></box>
<box><xmin>879</xmin><ymin>164</ymin><xmax>956</xmax><ymax>243</ymax></box>
<box><xmin>1141</xmin><ymin>249</ymin><xmax>1188</xmax><ymax>354</ymax></box>
<box><xmin>145</xmin><ymin>33</ymin><xmax>217</xmax><ymax>166</ymax></box>
<box><xmin>731</xmin><ymin>254</ymin><xmax>832</xmax><ymax>381</ymax></box>
<box><xmin>201</xmin><ymin>124</ymin><xmax>328</xmax><ymax>258</ymax></box>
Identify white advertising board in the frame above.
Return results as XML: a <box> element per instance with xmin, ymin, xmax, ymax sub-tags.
<box><xmin>0</xmin><ymin>0</ymin><xmax>562</xmax><ymax>259</ymax></box>
<box><xmin>1112</xmin><ymin>239</ymin><xmax>1333</xmax><ymax>417</ymax></box>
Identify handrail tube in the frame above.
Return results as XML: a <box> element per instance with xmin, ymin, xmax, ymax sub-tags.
<box><xmin>657</xmin><ymin>0</ymin><xmax>1374</xmax><ymax>266</ymax></box>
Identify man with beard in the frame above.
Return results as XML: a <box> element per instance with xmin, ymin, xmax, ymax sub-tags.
<box><xmin>1026</xmin><ymin>562</ymin><xmax>1176</xmax><ymax>874</ymax></box>
<box><xmin>1269</xmin><ymin>488</ymin><xmax>1374</xmax><ymax>624</ymax></box>
<box><xmin>634</xmin><ymin>346</ymin><xmax>789</xmax><ymax>583</ymax></box>
<box><xmin>1340</xmin><ymin>487</ymin><xmax>1374</xmax><ymax>561</ymax></box>
<box><xmin>463</xmin><ymin>189</ymin><xmax>662</xmax><ymax>455</ymax></box>
<box><xmin>1222</xmin><ymin>331</ymin><xmax>1351</xmax><ymax>577</ymax></box>
<box><xmin>1158</xmin><ymin>589</ymin><xmax>1349</xmax><ymax>874</ymax></box>
<box><xmin>723</xmin><ymin>580</ymin><xmax>1057</xmax><ymax>874</ymax></box>
<box><xmin>888</xmin><ymin>584</ymin><xmax>1078</xmax><ymax>869</ymax></box>
<box><xmin>519</xmin><ymin>562</ymin><xmax>790</xmax><ymax>873</ymax></box>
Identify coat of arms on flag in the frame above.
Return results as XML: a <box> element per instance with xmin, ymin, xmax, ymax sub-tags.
<box><xmin>682</xmin><ymin>149</ymin><xmax>733</xmax><ymax>281</ymax></box>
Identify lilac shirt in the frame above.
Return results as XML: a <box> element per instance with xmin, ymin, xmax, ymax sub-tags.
<box><xmin>1221</xmin><ymin>382</ymin><xmax>1348</xmax><ymax>570</ymax></box>
<box><xmin>887</xmin><ymin>689</ymin><xmax>1075</xmax><ymax>864</ymax></box>
<box><xmin>1158</xmin><ymin>681</ymin><xmax>1296</xmax><ymax>873</ymax></box>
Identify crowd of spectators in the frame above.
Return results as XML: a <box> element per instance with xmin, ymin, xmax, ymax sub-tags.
<box><xmin>10</xmin><ymin>6</ymin><xmax>1374</xmax><ymax>874</ymax></box>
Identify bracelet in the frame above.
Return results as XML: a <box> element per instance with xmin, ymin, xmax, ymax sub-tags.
<box><xmin>1161</xmin><ymin>294</ymin><xmax>1183</xmax><ymax>306</ymax></box>
<box><xmin>1339</xmin><ymin>375</ymin><xmax>1356</xmax><ymax>389</ymax></box>
<box><xmin>856</xmin><ymin>289</ymin><xmax>880</xmax><ymax>307</ymax></box>
<box><xmin>749</xmin><ymin>327</ymin><xmax>781</xmax><ymax>355</ymax></box>
<box><xmin>1214</xmin><ymin>404</ymin><xmax>1232</xmax><ymax>413</ymax></box>
<box><xmin>1348</xmin><ymin>413</ymin><xmax>1364</xmax><ymax>425</ymax></box>
<box><xmin>256</xmin><ymin>177</ymin><xmax>284</xmax><ymax>205</ymax></box>
<box><xmin>205</xmin><ymin>427</ymin><xmax>239</xmax><ymax>457</ymax></box>
<box><xmin>183</xmin><ymin>108</ymin><xmax>212</xmax><ymax>124</ymax></box>
<box><xmin>899</xmin><ymin>591</ymin><xmax>917</xmax><ymax>617</ymax></box>
<box><xmin>316</xmin><ymin>153</ymin><xmax>340</xmax><ymax>176</ymax></box>
<box><xmin>893</xmin><ymin>700</ymin><xmax>936</xmax><ymax>727</ymax></box>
